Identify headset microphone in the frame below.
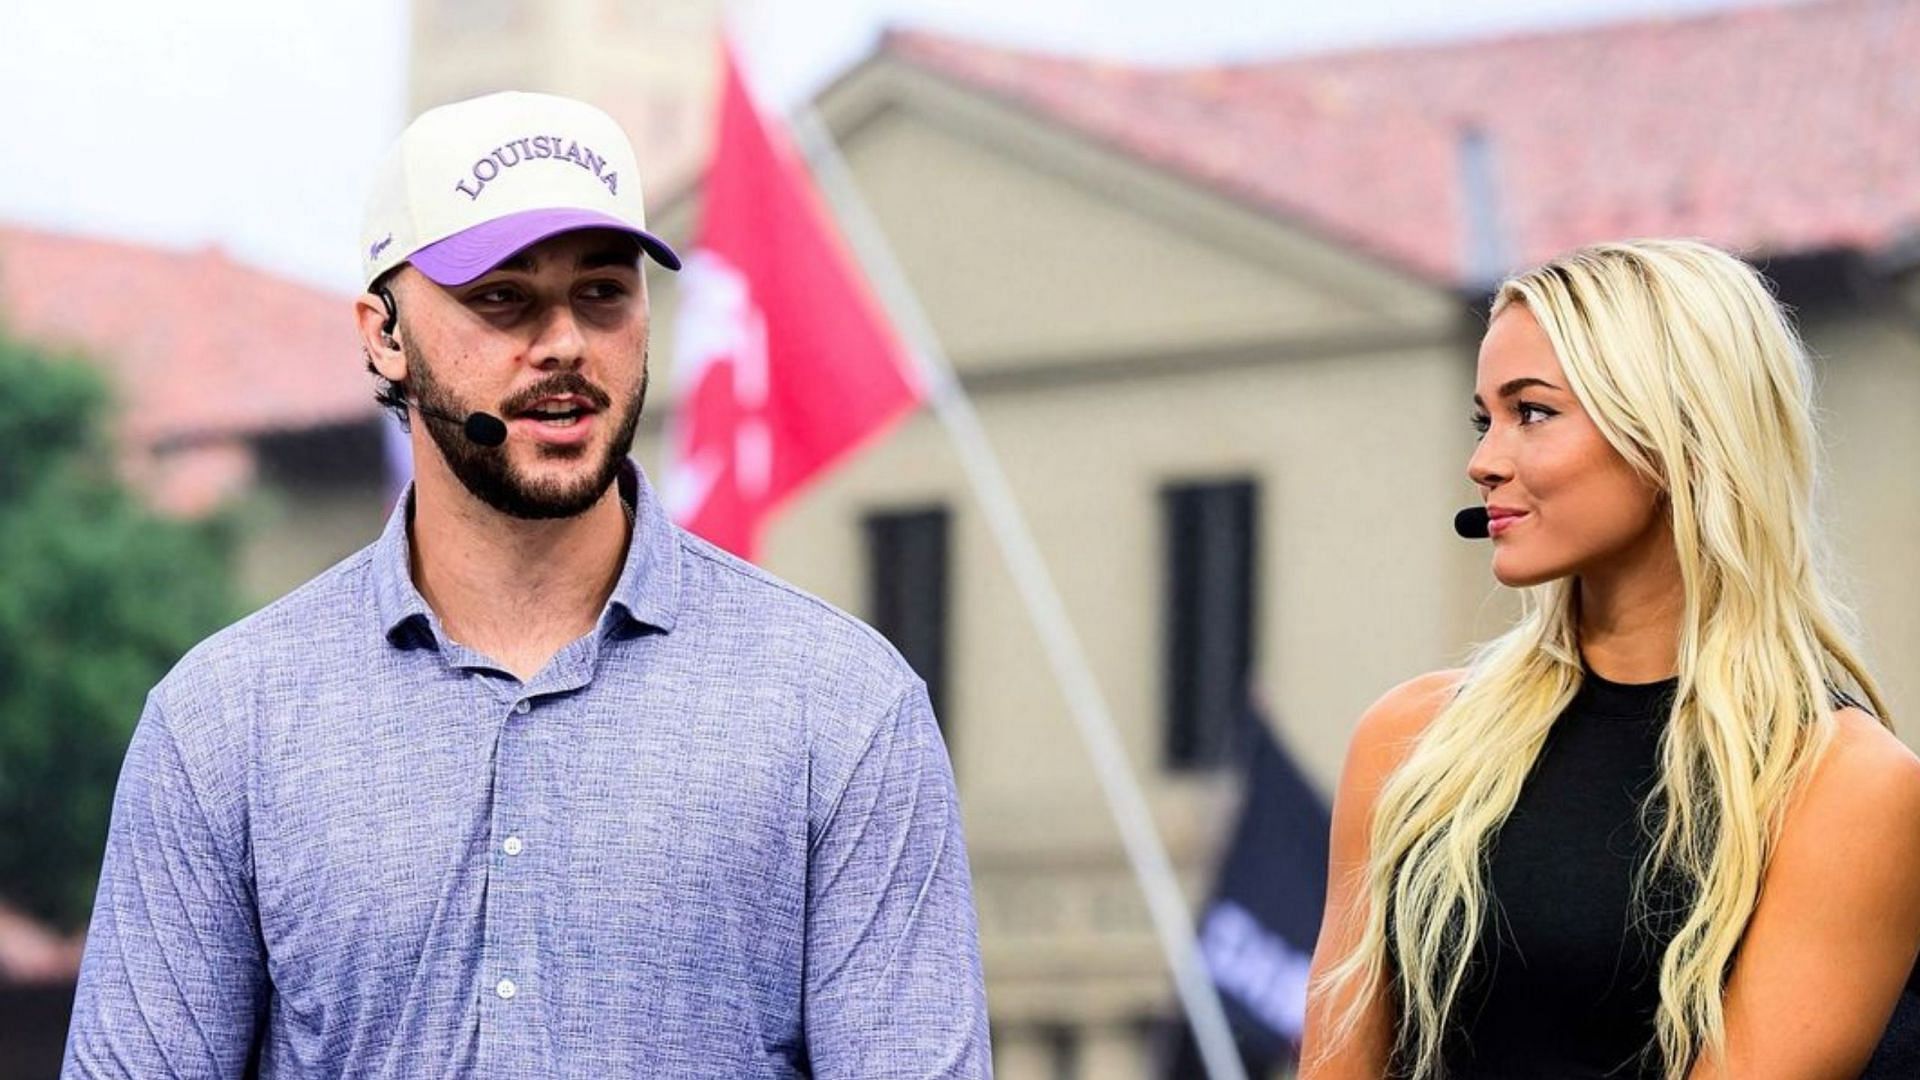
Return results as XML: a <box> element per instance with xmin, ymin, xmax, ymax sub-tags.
<box><xmin>415</xmin><ymin>401</ymin><xmax>509</xmax><ymax>448</ymax></box>
<box><xmin>375</xmin><ymin>386</ymin><xmax>509</xmax><ymax>449</ymax></box>
<box><xmin>372</xmin><ymin>287</ymin><xmax>508</xmax><ymax>449</ymax></box>
<box><xmin>1454</xmin><ymin>506</ymin><xmax>1490</xmax><ymax>539</ymax></box>
<box><xmin>454</xmin><ymin>410</ymin><xmax>509</xmax><ymax>448</ymax></box>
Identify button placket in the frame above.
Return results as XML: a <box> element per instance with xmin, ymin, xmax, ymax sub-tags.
<box><xmin>483</xmin><ymin>680</ymin><xmax>548</xmax><ymax>1064</ymax></box>
<box><xmin>500</xmin><ymin>697</ymin><xmax>529</xmax><ymax>864</ymax></box>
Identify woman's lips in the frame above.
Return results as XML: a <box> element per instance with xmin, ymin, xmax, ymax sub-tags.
<box><xmin>1488</xmin><ymin>511</ymin><xmax>1527</xmax><ymax>538</ymax></box>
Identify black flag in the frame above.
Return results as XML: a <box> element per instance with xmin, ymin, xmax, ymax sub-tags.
<box><xmin>1166</xmin><ymin>701</ymin><xmax>1331</xmax><ymax>1076</ymax></box>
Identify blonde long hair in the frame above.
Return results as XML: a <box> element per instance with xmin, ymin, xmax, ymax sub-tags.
<box><xmin>1312</xmin><ymin>239</ymin><xmax>1892</xmax><ymax>1078</ymax></box>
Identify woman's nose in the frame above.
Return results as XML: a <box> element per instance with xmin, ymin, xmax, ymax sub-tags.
<box><xmin>1468</xmin><ymin>433</ymin><xmax>1512</xmax><ymax>490</ymax></box>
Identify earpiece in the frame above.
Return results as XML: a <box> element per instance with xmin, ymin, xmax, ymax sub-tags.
<box><xmin>377</xmin><ymin>287</ymin><xmax>400</xmax><ymax>349</ymax></box>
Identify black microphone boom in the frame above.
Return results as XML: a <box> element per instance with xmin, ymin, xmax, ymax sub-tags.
<box><xmin>409</xmin><ymin>397</ymin><xmax>509</xmax><ymax>449</ymax></box>
<box><xmin>1454</xmin><ymin>506</ymin><xmax>1490</xmax><ymax>540</ymax></box>
<box><xmin>460</xmin><ymin>412</ymin><xmax>509</xmax><ymax>448</ymax></box>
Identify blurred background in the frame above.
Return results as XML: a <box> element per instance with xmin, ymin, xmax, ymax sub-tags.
<box><xmin>3</xmin><ymin>0</ymin><xmax>1917</xmax><ymax>1076</ymax></box>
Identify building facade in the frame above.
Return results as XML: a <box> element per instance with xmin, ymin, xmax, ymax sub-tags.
<box><xmin>636</xmin><ymin>6</ymin><xmax>1920</xmax><ymax>1075</ymax></box>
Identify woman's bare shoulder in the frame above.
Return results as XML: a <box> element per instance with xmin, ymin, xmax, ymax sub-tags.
<box><xmin>1806</xmin><ymin>704</ymin><xmax>1920</xmax><ymax>824</ymax></box>
<box><xmin>1765</xmin><ymin>702</ymin><xmax>1920</xmax><ymax>908</ymax></box>
<box><xmin>1357</xmin><ymin>669</ymin><xmax>1469</xmax><ymax>741</ymax></box>
<box><xmin>1343</xmin><ymin>668</ymin><xmax>1469</xmax><ymax>781</ymax></box>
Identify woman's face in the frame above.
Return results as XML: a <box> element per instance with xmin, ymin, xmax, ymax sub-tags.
<box><xmin>1468</xmin><ymin>304</ymin><xmax>1667</xmax><ymax>588</ymax></box>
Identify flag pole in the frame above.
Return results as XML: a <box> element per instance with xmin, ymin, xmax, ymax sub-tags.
<box><xmin>788</xmin><ymin>104</ymin><xmax>1250</xmax><ymax>1080</ymax></box>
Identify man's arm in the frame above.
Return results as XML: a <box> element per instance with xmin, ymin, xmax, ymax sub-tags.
<box><xmin>62</xmin><ymin>692</ymin><xmax>267</xmax><ymax>1078</ymax></box>
<box><xmin>804</xmin><ymin>680</ymin><xmax>990</xmax><ymax>1078</ymax></box>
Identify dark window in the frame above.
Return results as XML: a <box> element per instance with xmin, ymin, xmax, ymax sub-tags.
<box><xmin>1045</xmin><ymin>1023</ymin><xmax>1078</xmax><ymax>1080</ymax></box>
<box><xmin>1162</xmin><ymin>479</ymin><xmax>1259</xmax><ymax>771</ymax></box>
<box><xmin>864</xmin><ymin>507</ymin><xmax>951</xmax><ymax>732</ymax></box>
<box><xmin>253</xmin><ymin>418</ymin><xmax>387</xmax><ymax>490</ymax></box>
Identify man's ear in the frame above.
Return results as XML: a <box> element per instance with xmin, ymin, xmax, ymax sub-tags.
<box><xmin>354</xmin><ymin>287</ymin><xmax>406</xmax><ymax>383</ymax></box>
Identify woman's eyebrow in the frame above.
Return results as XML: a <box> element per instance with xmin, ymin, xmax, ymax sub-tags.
<box><xmin>1473</xmin><ymin>377</ymin><xmax>1563</xmax><ymax>407</ymax></box>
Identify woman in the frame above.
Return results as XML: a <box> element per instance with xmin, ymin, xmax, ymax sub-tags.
<box><xmin>1299</xmin><ymin>239</ymin><xmax>1920</xmax><ymax>1079</ymax></box>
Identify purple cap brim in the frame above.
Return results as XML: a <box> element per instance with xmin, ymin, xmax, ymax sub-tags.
<box><xmin>409</xmin><ymin>207</ymin><xmax>681</xmax><ymax>285</ymax></box>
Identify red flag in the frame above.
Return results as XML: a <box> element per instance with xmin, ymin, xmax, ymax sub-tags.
<box><xmin>666</xmin><ymin>42</ymin><xmax>922</xmax><ymax>559</ymax></box>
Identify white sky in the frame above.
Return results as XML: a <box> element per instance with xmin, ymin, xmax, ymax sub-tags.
<box><xmin>0</xmin><ymin>0</ymin><xmax>1767</xmax><ymax>295</ymax></box>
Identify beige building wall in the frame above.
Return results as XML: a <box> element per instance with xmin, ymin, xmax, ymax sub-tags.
<box><xmin>411</xmin><ymin>0</ymin><xmax>721</xmax><ymax>193</ymax></box>
<box><xmin>1802</xmin><ymin>310</ymin><xmax>1920</xmax><ymax>722</ymax></box>
<box><xmin>237</xmin><ymin>473</ymin><xmax>389</xmax><ymax>602</ymax></box>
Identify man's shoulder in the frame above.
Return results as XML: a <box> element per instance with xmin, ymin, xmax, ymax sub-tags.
<box><xmin>669</xmin><ymin>527</ymin><xmax>919</xmax><ymax>704</ymax></box>
<box><xmin>154</xmin><ymin>542</ymin><xmax>380</xmax><ymax>709</ymax></box>
<box><xmin>131</xmin><ymin>543</ymin><xmax>377</xmax><ymax>787</ymax></box>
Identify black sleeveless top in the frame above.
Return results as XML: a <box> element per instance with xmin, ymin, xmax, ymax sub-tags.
<box><xmin>1410</xmin><ymin>672</ymin><xmax>1920</xmax><ymax>1079</ymax></box>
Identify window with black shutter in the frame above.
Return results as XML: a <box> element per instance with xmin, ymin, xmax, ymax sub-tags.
<box><xmin>864</xmin><ymin>506</ymin><xmax>952</xmax><ymax>735</ymax></box>
<box><xmin>1162</xmin><ymin>479</ymin><xmax>1259</xmax><ymax>771</ymax></box>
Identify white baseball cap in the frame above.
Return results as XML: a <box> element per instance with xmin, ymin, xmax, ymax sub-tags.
<box><xmin>360</xmin><ymin>91</ymin><xmax>680</xmax><ymax>290</ymax></box>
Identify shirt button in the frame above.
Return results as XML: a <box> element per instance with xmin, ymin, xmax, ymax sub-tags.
<box><xmin>496</xmin><ymin>978</ymin><xmax>517</xmax><ymax>1000</ymax></box>
<box><xmin>514</xmin><ymin>700</ymin><xmax>531</xmax><ymax>715</ymax></box>
<box><xmin>503</xmin><ymin>836</ymin><xmax>524</xmax><ymax>857</ymax></box>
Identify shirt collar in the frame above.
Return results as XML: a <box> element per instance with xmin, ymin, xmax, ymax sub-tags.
<box><xmin>605</xmin><ymin>460</ymin><xmax>682</xmax><ymax>634</ymax></box>
<box><xmin>371</xmin><ymin>459</ymin><xmax>682</xmax><ymax>646</ymax></box>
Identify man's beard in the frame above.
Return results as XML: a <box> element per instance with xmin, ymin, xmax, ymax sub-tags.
<box><xmin>403</xmin><ymin>337</ymin><xmax>646</xmax><ymax>520</ymax></box>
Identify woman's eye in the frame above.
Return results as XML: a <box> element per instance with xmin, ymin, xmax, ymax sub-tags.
<box><xmin>1518</xmin><ymin>402</ymin><xmax>1556</xmax><ymax>424</ymax></box>
<box><xmin>1469</xmin><ymin>412</ymin><xmax>1491</xmax><ymax>436</ymax></box>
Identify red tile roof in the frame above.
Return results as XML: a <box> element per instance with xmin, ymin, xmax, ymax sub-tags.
<box><xmin>0</xmin><ymin>225</ymin><xmax>371</xmax><ymax>514</ymax></box>
<box><xmin>885</xmin><ymin>0</ymin><xmax>1920</xmax><ymax>283</ymax></box>
<box><xmin>0</xmin><ymin>225</ymin><xmax>369</xmax><ymax>447</ymax></box>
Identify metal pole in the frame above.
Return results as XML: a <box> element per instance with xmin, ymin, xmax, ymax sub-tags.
<box><xmin>790</xmin><ymin>105</ymin><xmax>1249</xmax><ymax>1080</ymax></box>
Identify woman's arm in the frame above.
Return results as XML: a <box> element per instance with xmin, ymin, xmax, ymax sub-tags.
<box><xmin>1299</xmin><ymin>670</ymin><xmax>1462</xmax><ymax>1080</ymax></box>
<box><xmin>1688</xmin><ymin>707</ymin><xmax>1920</xmax><ymax>1080</ymax></box>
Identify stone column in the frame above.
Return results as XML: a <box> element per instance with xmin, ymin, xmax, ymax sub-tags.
<box><xmin>993</xmin><ymin>1026</ymin><xmax>1059</xmax><ymax>1080</ymax></box>
<box><xmin>1079</xmin><ymin>1020</ymin><xmax>1150</xmax><ymax>1080</ymax></box>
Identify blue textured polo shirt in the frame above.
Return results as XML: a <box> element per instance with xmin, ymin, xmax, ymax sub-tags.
<box><xmin>62</xmin><ymin>464</ymin><xmax>990</xmax><ymax>1078</ymax></box>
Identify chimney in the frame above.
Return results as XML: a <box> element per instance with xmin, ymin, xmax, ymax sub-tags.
<box><xmin>1458</xmin><ymin>126</ymin><xmax>1510</xmax><ymax>291</ymax></box>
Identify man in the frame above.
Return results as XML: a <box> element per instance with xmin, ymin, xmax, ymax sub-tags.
<box><xmin>62</xmin><ymin>91</ymin><xmax>989</xmax><ymax>1078</ymax></box>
